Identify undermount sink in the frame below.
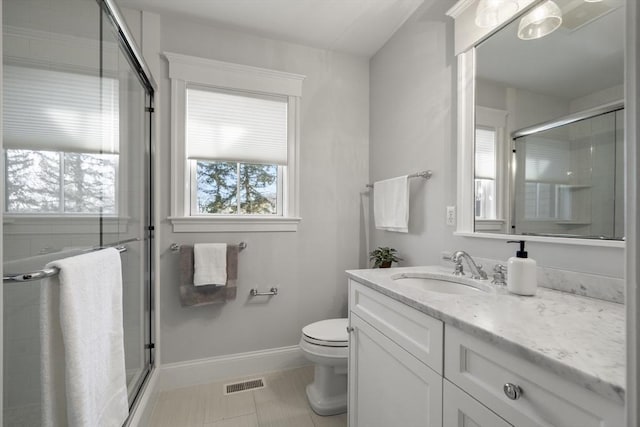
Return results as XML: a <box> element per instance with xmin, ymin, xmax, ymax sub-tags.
<box><xmin>391</xmin><ymin>273</ymin><xmax>489</xmax><ymax>295</ymax></box>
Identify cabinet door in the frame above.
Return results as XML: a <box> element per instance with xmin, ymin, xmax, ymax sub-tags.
<box><xmin>348</xmin><ymin>313</ymin><xmax>442</xmax><ymax>427</ymax></box>
<box><xmin>444</xmin><ymin>325</ymin><xmax>624</xmax><ymax>427</ymax></box>
<box><xmin>443</xmin><ymin>379</ymin><xmax>512</xmax><ymax>427</ymax></box>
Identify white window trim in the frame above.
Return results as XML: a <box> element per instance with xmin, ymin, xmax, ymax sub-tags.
<box><xmin>164</xmin><ymin>52</ymin><xmax>304</xmax><ymax>233</ymax></box>
<box><xmin>475</xmin><ymin>106</ymin><xmax>509</xmax><ymax>227</ymax></box>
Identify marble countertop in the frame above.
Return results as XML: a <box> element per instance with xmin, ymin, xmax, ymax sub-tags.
<box><xmin>346</xmin><ymin>266</ymin><xmax>625</xmax><ymax>405</ymax></box>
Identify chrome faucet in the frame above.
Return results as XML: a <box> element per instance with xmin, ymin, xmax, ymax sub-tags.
<box><xmin>448</xmin><ymin>251</ymin><xmax>488</xmax><ymax>280</ymax></box>
<box><xmin>492</xmin><ymin>264</ymin><xmax>507</xmax><ymax>286</ymax></box>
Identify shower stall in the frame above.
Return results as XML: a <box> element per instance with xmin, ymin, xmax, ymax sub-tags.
<box><xmin>2</xmin><ymin>0</ymin><xmax>156</xmax><ymax>424</ymax></box>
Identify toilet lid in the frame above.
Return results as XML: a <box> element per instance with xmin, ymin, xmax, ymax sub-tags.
<box><xmin>302</xmin><ymin>318</ymin><xmax>349</xmax><ymax>344</ymax></box>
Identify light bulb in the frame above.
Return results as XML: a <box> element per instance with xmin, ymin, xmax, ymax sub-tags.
<box><xmin>517</xmin><ymin>0</ymin><xmax>563</xmax><ymax>40</ymax></box>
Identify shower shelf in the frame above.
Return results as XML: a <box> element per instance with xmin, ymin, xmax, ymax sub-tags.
<box><xmin>555</xmin><ymin>221</ymin><xmax>591</xmax><ymax>225</ymax></box>
<box><xmin>557</xmin><ymin>185</ymin><xmax>591</xmax><ymax>190</ymax></box>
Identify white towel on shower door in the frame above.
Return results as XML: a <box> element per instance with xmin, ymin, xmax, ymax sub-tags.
<box><xmin>41</xmin><ymin>247</ymin><xmax>128</xmax><ymax>427</ymax></box>
<box><xmin>373</xmin><ymin>175</ymin><xmax>410</xmax><ymax>233</ymax></box>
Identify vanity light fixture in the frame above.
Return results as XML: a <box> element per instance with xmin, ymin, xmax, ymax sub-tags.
<box><xmin>517</xmin><ymin>0</ymin><xmax>563</xmax><ymax>40</ymax></box>
<box><xmin>583</xmin><ymin>0</ymin><xmax>603</xmax><ymax>2</ymax></box>
<box><xmin>475</xmin><ymin>0</ymin><xmax>519</xmax><ymax>28</ymax></box>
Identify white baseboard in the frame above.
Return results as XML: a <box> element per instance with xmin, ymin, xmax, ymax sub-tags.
<box><xmin>158</xmin><ymin>345</ymin><xmax>309</xmax><ymax>391</ymax></box>
<box><xmin>127</xmin><ymin>367</ymin><xmax>160</xmax><ymax>427</ymax></box>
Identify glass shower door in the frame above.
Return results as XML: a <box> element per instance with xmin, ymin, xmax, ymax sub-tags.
<box><xmin>2</xmin><ymin>0</ymin><xmax>155</xmax><ymax>424</ymax></box>
<box><xmin>99</xmin><ymin>6</ymin><xmax>154</xmax><ymax>405</ymax></box>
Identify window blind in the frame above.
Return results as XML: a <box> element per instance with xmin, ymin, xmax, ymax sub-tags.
<box><xmin>186</xmin><ymin>87</ymin><xmax>288</xmax><ymax>165</ymax></box>
<box><xmin>3</xmin><ymin>65</ymin><xmax>119</xmax><ymax>154</ymax></box>
<box><xmin>475</xmin><ymin>127</ymin><xmax>496</xmax><ymax>179</ymax></box>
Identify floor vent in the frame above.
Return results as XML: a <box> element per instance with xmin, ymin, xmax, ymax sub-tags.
<box><xmin>224</xmin><ymin>378</ymin><xmax>266</xmax><ymax>395</ymax></box>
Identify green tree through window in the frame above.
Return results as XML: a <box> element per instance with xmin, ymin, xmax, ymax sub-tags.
<box><xmin>196</xmin><ymin>161</ymin><xmax>277</xmax><ymax>215</ymax></box>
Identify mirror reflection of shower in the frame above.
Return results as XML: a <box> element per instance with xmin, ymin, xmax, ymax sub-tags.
<box><xmin>512</xmin><ymin>106</ymin><xmax>624</xmax><ymax>240</ymax></box>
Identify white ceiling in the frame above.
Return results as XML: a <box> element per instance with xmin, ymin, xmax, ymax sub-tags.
<box><xmin>117</xmin><ymin>0</ymin><xmax>425</xmax><ymax>57</ymax></box>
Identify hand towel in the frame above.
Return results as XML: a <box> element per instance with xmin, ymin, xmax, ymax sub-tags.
<box><xmin>373</xmin><ymin>175</ymin><xmax>410</xmax><ymax>233</ymax></box>
<box><xmin>193</xmin><ymin>243</ymin><xmax>227</xmax><ymax>286</ymax></box>
<box><xmin>179</xmin><ymin>244</ymin><xmax>239</xmax><ymax>307</ymax></box>
<box><xmin>41</xmin><ymin>248</ymin><xmax>128</xmax><ymax>427</ymax></box>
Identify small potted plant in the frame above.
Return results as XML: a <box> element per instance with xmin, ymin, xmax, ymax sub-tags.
<box><xmin>369</xmin><ymin>247</ymin><xmax>403</xmax><ymax>268</ymax></box>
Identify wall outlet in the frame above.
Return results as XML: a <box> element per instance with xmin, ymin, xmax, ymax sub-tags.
<box><xmin>446</xmin><ymin>206</ymin><xmax>456</xmax><ymax>226</ymax></box>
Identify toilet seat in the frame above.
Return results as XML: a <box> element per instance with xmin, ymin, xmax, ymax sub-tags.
<box><xmin>302</xmin><ymin>319</ymin><xmax>349</xmax><ymax>347</ymax></box>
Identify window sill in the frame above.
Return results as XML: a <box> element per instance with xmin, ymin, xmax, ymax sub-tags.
<box><xmin>474</xmin><ymin>219</ymin><xmax>506</xmax><ymax>232</ymax></box>
<box><xmin>168</xmin><ymin>216</ymin><xmax>302</xmax><ymax>233</ymax></box>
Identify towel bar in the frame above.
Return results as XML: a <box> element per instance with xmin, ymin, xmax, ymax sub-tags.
<box><xmin>3</xmin><ymin>240</ymin><xmax>133</xmax><ymax>283</ymax></box>
<box><xmin>250</xmin><ymin>287</ymin><xmax>278</xmax><ymax>297</ymax></box>
<box><xmin>366</xmin><ymin>170</ymin><xmax>433</xmax><ymax>189</ymax></box>
<box><xmin>170</xmin><ymin>241</ymin><xmax>247</xmax><ymax>253</ymax></box>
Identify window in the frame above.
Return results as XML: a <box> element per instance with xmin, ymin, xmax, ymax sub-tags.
<box><xmin>474</xmin><ymin>127</ymin><xmax>497</xmax><ymax>220</ymax></box>
<box><xmin>473</xmin><ymin>107</ymin><xmax>508</xmax><ymax>231</ymax></box>
<box><xmin>165</xmin><ymin>52</ymin><xmax>304</xmax><ymax>232</ymax></box>
<box><xmin>186</xmin><ymin>87</ymin><xmax>286</xmax><ymax>216</ymax></box>
<box><xmin>3</xmin><ymin>65</ymin><xmax>120</xmax><ymax>216</ymax></box>
<box><xmin>5</xmin><ymin>149</ymin><xmax>117</xmax><ymax>214</ymax></box>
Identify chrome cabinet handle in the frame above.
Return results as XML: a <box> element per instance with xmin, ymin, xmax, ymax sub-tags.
<box><xmin>346</xmin><ymin>326</ymin><xmax>354</xmax><ymax>333</ymax></box>
<box><xmin>503</xmin><ymin>383</ymin><xmax>522</xmax><ymax>400</ymax></box>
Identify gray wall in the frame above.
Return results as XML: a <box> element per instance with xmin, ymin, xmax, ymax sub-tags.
<box><xmin>152</xmin><ymin>14</ymin><xmax>370</xmax><ymax>363</ymax></box>
<box><xmin>369</xmin><ymin>0</ymin><xmax>624</xmax><ymax>278</ymax></box>
<box><xmin>127</xmin><ymin>0</ymin><xmax>624</xmax><ymax>366</ymax></box>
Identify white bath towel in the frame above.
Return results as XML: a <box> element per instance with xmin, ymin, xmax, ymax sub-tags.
<box><xmin>373</xmin><ymin>175</ymin><xmax>410</xmax><ymax>233</ymax></box>
<box><xmin>41</xmin><ymin>248</ymin><xmax>128</xmax><ymax>427</ymax></box>
<box><xmin>193</xmin><ymin>243</ymin><xmax>228</xmax><ymax>286</ymax></box>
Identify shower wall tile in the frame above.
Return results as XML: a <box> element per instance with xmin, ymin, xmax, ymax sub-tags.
<box><xmin>4</xmin><ymin>277</ymin><xmax>41</xmax><ymax>408</ymax></box>
<box><xmin>3</xmin><ymin>237</ymin><xmax>30</xmax><ymax>261</ymax></box>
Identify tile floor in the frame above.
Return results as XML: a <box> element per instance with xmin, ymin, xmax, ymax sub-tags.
<box><xmin>149</xmin><ymin>366</ymin><xmax>347</xmax><ymax>427</ymax></box>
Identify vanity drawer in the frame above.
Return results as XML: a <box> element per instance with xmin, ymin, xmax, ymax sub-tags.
<box><xmin>444</xmin><ymin>325</ymin><xmax>623</xmax><ymax>427</ymax></box>
<box><xmin>349</xmin><ymin>280</ymin><xmax>443</xmax><ymax>374</ymax></box>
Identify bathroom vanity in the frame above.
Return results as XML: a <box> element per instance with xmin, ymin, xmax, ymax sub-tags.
<box><xmin>346</xmin><ymin>266</ymin><xmax>624</xmax><ymax>427</ymax></box>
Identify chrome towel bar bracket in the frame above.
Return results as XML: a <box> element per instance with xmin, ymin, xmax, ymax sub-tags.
<box><xmin>250</xmin><ymin>287</ymin><xmax>278</xmax><ymax>297</ymax></box>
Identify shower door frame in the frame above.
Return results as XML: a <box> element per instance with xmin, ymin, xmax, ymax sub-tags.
<box><xmin>98</xmin><ymin>0</ymin><xmax>158</xmax><ymax>412</ymax></box>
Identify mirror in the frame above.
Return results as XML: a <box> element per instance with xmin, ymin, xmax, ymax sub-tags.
<box><xmin>473</xmin><ymin>0</ymin><xmax>624</xmax><ymax>240</ymax></box>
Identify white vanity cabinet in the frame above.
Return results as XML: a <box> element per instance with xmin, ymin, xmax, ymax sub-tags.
<box><xmin>444</xmin><ymin>326</ymin><xmax>624</xmax><ymax>427</ymax></box>
<box><xmin>348</xmin><ymin>280</ymin><xmax>443</xmax><ymax>427</ymax></box>
<box><xmin>347</xmin><ymin>278</ymin><xmax>624</xmax><ymax>427</ymax></box>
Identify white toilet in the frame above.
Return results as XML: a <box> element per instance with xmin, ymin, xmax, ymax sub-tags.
<box><xmin>299</xmin><ymin>318</ymin><xmax>349</xmax><ymax>416</ymax></box>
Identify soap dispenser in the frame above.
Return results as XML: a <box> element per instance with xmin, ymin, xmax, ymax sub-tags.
<box><xmin>506</xmin><ymin>240</ymin><xmax>537</xmax><ymax>296</ymax></box>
